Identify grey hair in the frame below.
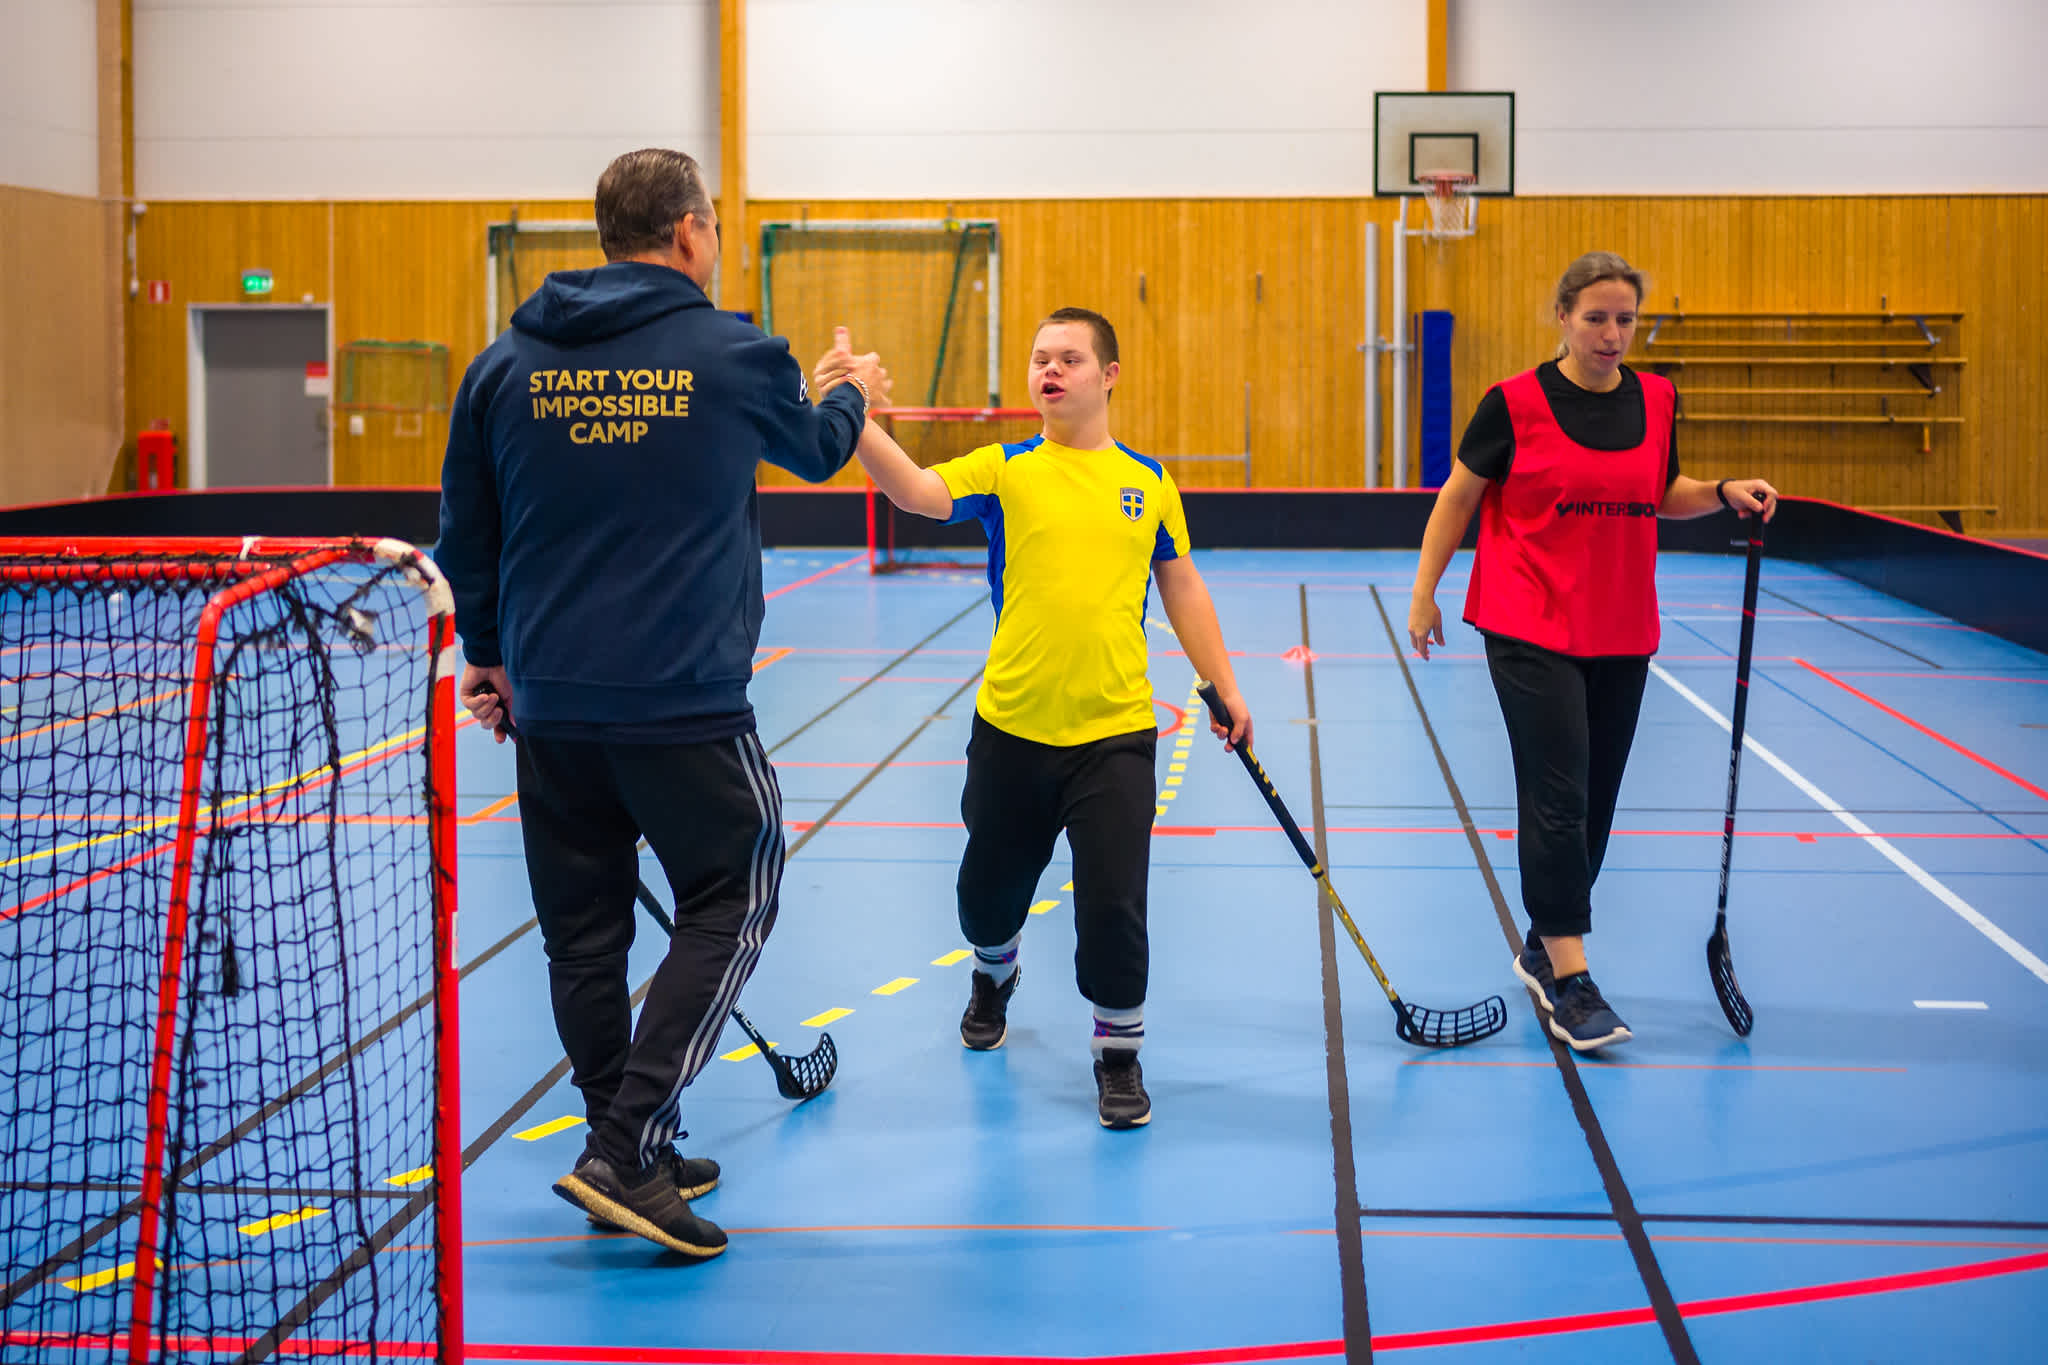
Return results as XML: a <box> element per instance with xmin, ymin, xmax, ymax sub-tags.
<box><xmin>595</xmin><ymin>149</ymin><xmax>714</xmax><ymax>261</ymax></box>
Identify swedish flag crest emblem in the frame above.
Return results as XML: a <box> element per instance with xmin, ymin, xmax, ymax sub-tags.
<box><xmin>1119</xmin><ymin>487</ymin><xmax>1145</xmax><ymax>522</ymax></box>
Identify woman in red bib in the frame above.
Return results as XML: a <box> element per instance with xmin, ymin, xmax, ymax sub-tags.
<box><xmin>1408</xmin><ymin>252</ymin><xmax>1777</xmax><ymax>1052</ymax></box>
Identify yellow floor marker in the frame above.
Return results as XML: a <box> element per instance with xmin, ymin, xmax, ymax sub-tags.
<box><xmin>802</xmin><ymin>1006</ymin><xmax>854</xmax><ymax>1026</ymax></box>
<box><xmin>872</xmin><ymin>977</ymin><xmax>919</xmax><ymax>996</ymax></box>
<box><xmin>239</xmin><ymin>1207</ymin><xmax>329</xmax><ymax>1238</ymax></box>
<box><xmin>512</xmin><ymin>1115</ymin><xmax>586</xmax><ymax>1142</ymax></box>
<box><xmin>1027</xmin><ymin>899</ymin><xmax>1059</xmax><ymax>915</ymax></box>
<box><xmin>1166</xmin><ymin>775</ymin><xmax>1182</xmax><ymax>786</ymax></box>
<box><xmin>62</xmin><ymin>1256</ymin><xmax>161</xmax><ymax>1293</ymax></box>
<box><xmin>385</xmin><ymin>1165</ymin><xmax>434</xmax><ymax>1188</ymax></box>
<box><xmin>1160</xmin><ymin>789</ymin><xmax>1177</xmax><ymax>801</ymax></box>
<box><xmin>1061</xmin><ymin>880</ymin><xmax>1074</xmax><ymax>891</ymax></box>
<box><xmin>721</xmin><ymin>1040</ymin><xmax>774</xmax><ymax>1061</ymax></box>
<box><xmin>932</xmin><ymin>949</ymin><xmax>972</xmax><ymax>966</ymax></box>
<box><xmin>1169</xmin><ymin>762</ymin><xmax>1185</xmax><ymax>773</ymax></box>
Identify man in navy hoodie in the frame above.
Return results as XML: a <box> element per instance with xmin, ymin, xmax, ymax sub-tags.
<box><xmin>436</xmin><ymin>147</ymin><xmax>887</xmax><ymax>1260</ymax></box>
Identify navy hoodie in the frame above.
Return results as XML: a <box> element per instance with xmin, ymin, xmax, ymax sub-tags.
<box><xmin>435</xmin><ymin>261</ymin><xmax>863</xmax><ymax>739</ymax></box>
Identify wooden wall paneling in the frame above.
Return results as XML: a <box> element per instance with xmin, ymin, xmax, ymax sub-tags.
<box><xmin>0</xmin><ymin>188</ymin><xmax>121</xmax><ymax>506</ymax></box>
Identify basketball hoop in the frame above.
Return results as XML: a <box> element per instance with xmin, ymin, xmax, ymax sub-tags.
<box><xmin>1416</xmin><ymin>171</ymin><xmax>1477</xmax><ymax>239</ymax></box>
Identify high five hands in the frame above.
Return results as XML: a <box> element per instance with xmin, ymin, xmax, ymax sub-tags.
<box><xmin>812</xmin><ymin>326</ymin><xmax>892</xmax><ymax>410</ymax></box>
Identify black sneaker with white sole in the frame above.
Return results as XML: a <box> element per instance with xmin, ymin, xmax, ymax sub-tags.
<box><xmin>1548</xmin><ymin>973</ymin><xmax>1632</xmax><ymax>1052</ymax></box>
<box><xmin>581</xmin><ymin>1144</ymin><xmax>719</xmax><ymax>1231</ymax></box>
<box><xmin>960</xmin><ymin>967</ymin><xmax>1019</xmax><ymax>1050</ymax></box>
<box><xmin>553</xmin><ymin>1155</ymin><xmax>727</xmax><ymax>1260</ymax></box>
<box><xmin>1093</xmin><ymin>1047</ymin><xmax>1151</xmax><ymax>1129</ymax></box>
<box><xmin>1511</xmin><ymin>935</ymin><xmax>1560</xmax><ymax>1014</ymax></box>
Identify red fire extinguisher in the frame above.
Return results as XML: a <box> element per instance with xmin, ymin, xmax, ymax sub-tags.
<box><xmin>137</xmin><ymin>420</ymin><xmax>177</xmax><ymax>492</ymax></box>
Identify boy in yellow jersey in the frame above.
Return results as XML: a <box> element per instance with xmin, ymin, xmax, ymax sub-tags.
<box><xmin>826</xmin><ymin>308</ymin><xmax>1252</xmax><ymax>1129</ymax></box>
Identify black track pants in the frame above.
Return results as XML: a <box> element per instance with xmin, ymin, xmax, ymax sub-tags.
<box><xmin>956</xmin><ymin>713</ymin><xmax>1157</xmax><ymax>1010</ymax></box>
<box><xmin>514</xmin><ymin>730</ymin><xmax>783</xmax><ymax>1173</ymax></box>
<box><xmin>1483</xmin><ymin>633</ymin><xmax>1649</xmax><ymax>939</ymax></box>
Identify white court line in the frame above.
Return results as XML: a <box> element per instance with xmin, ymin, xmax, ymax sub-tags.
<box><xmin>1649</xmin><ymin>661</ymin><xmax>2048</xmax><ymax>988</ymax></box>
<box><xmin>1914</xmin><ymin>1000</ymin><xmax>1990</xmax><ymax>1010</ymax></box>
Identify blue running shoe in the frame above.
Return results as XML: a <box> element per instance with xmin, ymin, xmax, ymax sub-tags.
<box><xmin>1511</xmin><ymin>936</ymin><xmax>1559</xmax><ymax>1014</ymax></box>
<box><xmin>1549</xmin><ymin>974</ymin><xmax>1632</xmax><ymax>1052</ymax></box>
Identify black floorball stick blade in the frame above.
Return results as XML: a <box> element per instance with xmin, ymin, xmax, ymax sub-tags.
<box><xmin>632</xmin><ymin>878</ymin><xmax>839</xmax><ymax>1102</ymax></box>
<box><xmin>1707</xmin><ymin>915</ymin><xmax>1754</xmax><ymax>1036</ymax></box>
<box><xmin>1393</xmin><ymin>994</ymin><xmax>1510</xmax><ymax>1048</ymax></box>
<box><xmin>728</xmin><ymin>1006</ymin><xmax>839</xmax><ymax>1103</ymax></box>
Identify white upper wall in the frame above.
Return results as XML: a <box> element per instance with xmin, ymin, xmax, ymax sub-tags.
<box><xmin>1</xmin><ymin>0</ymin><xmax>100</xmax><ymax>197</ymax></box>
<box><xmin>1450</xmin><ymin>0</ymin><xmax>2048</xmax><ymax>193</ymax></box>
<box><xmin>133</xmin><ymin>0</ymin><xmax>721</xmax><ymax>200</ymax></box>
<box><xmin>749</xmin><ymin>0</ymin><xmax>1424</xmax><ymax>198</ymax></box>
<box><xmin>125</xmin><ymin>0</ymin><xmax>2048</xmax><ymax>199</ymax></box>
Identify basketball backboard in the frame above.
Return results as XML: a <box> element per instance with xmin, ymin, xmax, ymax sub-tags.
<box><xmin>1373</xmin><ymin>92</ymin><xmax>1515</xmax><ymax>197</ymax></box>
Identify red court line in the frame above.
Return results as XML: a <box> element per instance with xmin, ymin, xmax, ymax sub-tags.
<box><xmin>763</xmin><ymin>554</ymin><xmax>866</xmax><ymax>601</ymax></box>
<box><xmin>1833</xmin><ymin>671</ymin><xmax>2048</xmax><ymax>685</ymax></box>
<box><xmin>15</xmin><ymin>1248</ymin><xmax>2045</xmax><ymax>1362</ymax></box>
<box><xmin>752</xmin><ymin>647</ymin><xmax>793</xmax><ymax>674</ymax></box>
<box><xmin>1798</xmin><ymin>658</ymin><xmax>2048</xmax><ymax>802</ymax></box>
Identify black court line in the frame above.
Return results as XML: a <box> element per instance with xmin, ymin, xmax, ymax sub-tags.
<box><xmin>1366</xmin><ymin>586</ymin><xmax>1701</xmax><ymax>1365</ymax></box>
<box><xmin>1760</xmin><ymin>584</ymin><xmax>1944</xmax><ymax>669</ymax></box>
<box><xmin>243</xmin><ymin>653</ymin><xmax>992</xmax><ymax>1361</ymax></box>
<box><xmin>767</xmin><ymin>594</ymin><xmax>989</xmax><ymax>756</ymax></box>
<box><xmin>1361</xmin><ymin>1207</ymin><xmax>2048</xmax><ymax>1234</ymax></box>
<box><xmin>1298</xmin><ymin>585</ymin><xmax>1371</xmax><ymax>1363</ymax></box>
<box><xmin>0</xmin><ymin>914</ymin><xmax>537</xmax><ymax>1311</ymax></box>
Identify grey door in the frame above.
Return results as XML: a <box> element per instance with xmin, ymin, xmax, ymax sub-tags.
<box><xmin>201</xmin><ymin>309</ymin><xmax>329</xmax><ymax>487</ymax></box>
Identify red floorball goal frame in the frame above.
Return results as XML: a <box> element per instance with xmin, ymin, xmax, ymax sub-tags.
<box><xmin>864</xmin><ymin>407</ymin><xmax>1040</xmax><ymax>574</ymax></box>
<box><xmin>0</xmin><ymin>536</ymin><xmax>461</xmax><ymax>1363</ymax></box>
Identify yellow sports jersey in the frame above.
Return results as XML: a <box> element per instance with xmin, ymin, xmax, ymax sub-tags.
<box><xmin>933</xmin><ymin>435</ymin><xmax>1191</xmax><ymax>747</ymax></box>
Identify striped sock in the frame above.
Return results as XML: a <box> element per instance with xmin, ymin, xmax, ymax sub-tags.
<box><xmin>972</xmin><ymin>935</ymin><xmax>1020</xmax><ymax>986</ymax></box>
<box><xmin>1091</xmin><ymin>1004</ymin><xmax>1144</xmax><ymax>1058</ymax></box>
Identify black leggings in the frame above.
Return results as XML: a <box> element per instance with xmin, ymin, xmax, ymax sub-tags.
<box><xmin>956</xmin><ymin>713</ymin><xmax>1157</xmax><ymax>1010</ymax></box>
<box><xmin>1484</xmin><ymin>633</ymin><xmax>1649</xmax><ymax>939</ymax></box>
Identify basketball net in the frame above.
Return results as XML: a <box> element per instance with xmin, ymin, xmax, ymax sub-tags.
<box><xmin>1418</xmin><ymin>171</ymin><xmax>1476</xmax><ymax>240</ymax></box>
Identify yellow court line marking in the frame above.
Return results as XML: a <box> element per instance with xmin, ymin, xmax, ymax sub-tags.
<box><xmin>1159</xmin><ymin>789</ymin><xmax>1177</xmax><ymax>801</ymax></box>
<box><xmin>468</xmin><ymin>793</ymin><xmax>518</xmax><ymax>823</ymax></box>
<box><xmin>62</xmin><ymin>1256</ymin><xmax>161</xmax><ymax>1293</ymax></box>
<box><xmin>1169</xmin><ymin>762</ymin><xmax>1186</xmax><ymax>773</ymax></box>
<box><xmin>1061</xmin><ymin>880</ymin><xmax>1074</xmax><ymax>891</ymax></box>
<box><xmin>1027</xmin><ymin>899</ymin><xmax>1059</xmax><ymax>916</ymax></box>
<box><xmin>871</xmin><ymin>978</ymin><xmax>919</xmax><ymax>996</ymax></box>
<box><xmin>721</xmin><ymin>1041</ymin><xmax>775</xmax><ymax>1062</ymax></box>
<box><xmin>932</xmin><ymin>949</ymin><xmax>972</xmax><ymax>966</ymax></box>
<box><xmin>1166</xmin><ymin>775</ymin><xmax>1182</xmax><ymax>786</ymax></box>
<box><xmin>512</xmin><ymin>1115</ymin><xmax>586</xmax><ymax>1142</ymax></box>
<box><xmin>752</xmin><ymin>646</ymin><xmax>794</xmax><ymax>674</ymax></box>
<box><xmin>239</xmin><ymin>1206</ymin><xmax>329</xmax><ymax>1238</ymax></box>
<box><xmin>802</xmin><ymin>1007</ymin><xmax>854</xmax><ymax>1026</ymax></box>
<box><xmin>1155</xmin><ymin>805</ymin><xmax>1168</xmax><ymax>818</ymax></box>
<box><xmin>1</xmin><ymin>721</ymin><xmax>430</xmax><ymax>874</ymax></box>
<box><xmin>386</xmin><ymin>1166</ymin><xmax>434</xmax><ymax>1187</ymax></box>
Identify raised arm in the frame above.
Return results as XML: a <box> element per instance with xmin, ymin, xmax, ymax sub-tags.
<box><xmin>852</xmin><ymin>420</ymin><xmax>955</xmax><ymax>520</ymax></box>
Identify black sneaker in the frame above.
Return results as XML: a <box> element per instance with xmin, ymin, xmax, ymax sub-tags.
<box><xmin>1511</xmin><ymin>935</ymin><xmax>1560</xmax><ymax>1014</ymax></box>
<box><xmin>1548</xmin><ymin>974</ymin><xmax>1632</xmax><ymax>1052</ymax></box>
<box><xmin>581</xmin><ymin>1145</ymin><xmax>719</xmax><ymax>1231</ymax></box>
<box><xmin>960</xmin><ymin>967</ymin><xmax>1019</xmax><ymax>1050</ymax></box>
<box><xmin>1093</xmin><ymin>1047</ymin><xmax>1151</xmax><ymax>1129</ymax></box>
<box><xmin>552</xmin><ymin>1155</ymin><xmax>727</xmax><ymax>1260</ymax></box>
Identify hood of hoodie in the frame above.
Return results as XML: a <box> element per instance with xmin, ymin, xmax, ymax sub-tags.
<box><xmin>510</xmin><ymin>260</ymin><xmax>712</xmax><ymax>345</ymax></box>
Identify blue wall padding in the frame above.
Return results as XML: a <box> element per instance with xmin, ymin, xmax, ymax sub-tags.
<box><xmin>1418</xmin><ymin>309</ymin><xmax>1455</xmax><ymax>488</ymax></box>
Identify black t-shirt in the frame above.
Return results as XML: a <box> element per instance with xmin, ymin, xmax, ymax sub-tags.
<box><xmin>1457</xmin><ymin>360</ymin><xmax>1679</xmax><ymax>487</ymax></box>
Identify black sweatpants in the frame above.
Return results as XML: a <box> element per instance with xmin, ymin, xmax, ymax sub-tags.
<box><xmin>957</xmin><ymin>713</ymin><xmax>1157</xmax><ymax>1011</ymax></box>
<box><xmin>1483</xmin><ymin>633</ymin><xmax>1650</xmax><ymax>939</ymax></box>
<box><xmin>514</xmin><ymin>730</ymin><xmax>783</xmax><ymax>1175</ymax></box>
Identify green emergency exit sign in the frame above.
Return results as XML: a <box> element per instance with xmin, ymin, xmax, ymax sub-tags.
<box><xmin>241</xmin><ymin>268</ymin><xmax>274</xmax><ymax>297</ymax></box>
